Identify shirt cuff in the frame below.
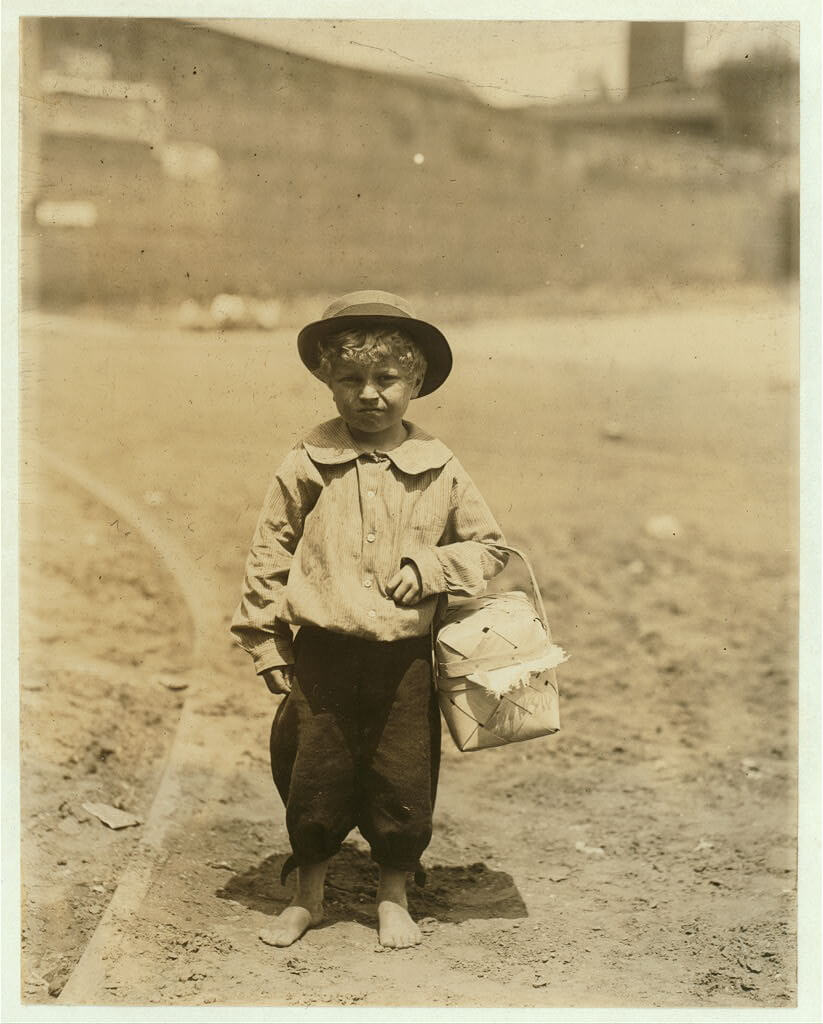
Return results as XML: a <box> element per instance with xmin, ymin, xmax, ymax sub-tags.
<box><xmin>401</xmin><ymin>547</ymin><xmax>446</xmax><ymax>598</ymax></box>
<box><xmin>251</xmin><ymin>635</ymin><xmax>295</xmax><ymax>673</ymax></box>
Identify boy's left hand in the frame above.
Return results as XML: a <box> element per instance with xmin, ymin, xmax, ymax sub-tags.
<box><xmin>387</xmin><ymin>562</ymin><xmax>423</xmax><ymax>606</ymax></box>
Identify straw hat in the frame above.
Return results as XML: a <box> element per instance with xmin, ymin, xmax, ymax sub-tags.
<box><xmin>297</xmin><ymin>290</ymin><xmax>452</xmax><ymax>397</ymax></box>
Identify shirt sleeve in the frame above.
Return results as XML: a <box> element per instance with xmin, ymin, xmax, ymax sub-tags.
<box><xmin>229</xmin><ymin>446</ymin><xmax>322</xmax><ymax>672</ymax></box>
<box><xmin>402</xmin><ymin>458</ymin><xmax>507</xmax><ymax>598</ymax></box>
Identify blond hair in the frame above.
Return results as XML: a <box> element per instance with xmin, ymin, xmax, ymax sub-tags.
<box><xmin>315</xmin><ymin>327</ymin><xmax>427</xmax><ymax>389</ymax></box>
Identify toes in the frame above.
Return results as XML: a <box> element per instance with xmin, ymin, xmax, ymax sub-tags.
<box><xmin>259</xmin><ymin>926</ymin><xmax>300</xmax><ymax>948</ymax></box>
<box><xmin>380</xmin><ymin>929</ymin><xmax>421</xmax><ymax>949</ymax></box>
<box><xmin>258</xmin><ymin>906</ymin><xmax>317</xmax><ymax>947</ymax></box>
<box><xmin>377</xmin><ymin>902</ymin><xmax>422</xmax><ymax>949</ymax></box>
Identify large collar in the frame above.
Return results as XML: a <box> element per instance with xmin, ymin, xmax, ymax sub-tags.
<box><xmin>302</xmin><ymin>418</ymin><xmax>453</xmax><ymax>475</ymax></box>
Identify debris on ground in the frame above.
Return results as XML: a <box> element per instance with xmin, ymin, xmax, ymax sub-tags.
<box><xmin>574</xmin><ymin>841</ymin><xmax>606</xmax><ymax>858</ymax></box>
<box><xmin>156</xmin><ymin>674</ymin><xmax>190</xmax><ymax>692</ymax></box>
<box><xmin>82</xmin><ymin>802</ymin><xmax>142</xmax><ymax>830</ymax></box>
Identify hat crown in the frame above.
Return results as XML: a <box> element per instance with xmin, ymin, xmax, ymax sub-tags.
<box><xmin>322</xmin><ymin>290</ymin><xmax>415</xmax><ymax>321</ymax></box>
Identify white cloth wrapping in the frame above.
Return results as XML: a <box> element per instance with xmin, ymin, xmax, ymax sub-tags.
<box><xmin>466</xmin><ymin>644</ymin><xmax>569</xmax><ymax>696</ymax></box>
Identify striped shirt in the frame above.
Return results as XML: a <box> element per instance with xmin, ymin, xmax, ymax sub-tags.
<box><xmin>230</xmin><ymin>417</ymin><xmax>506</xmax><ymax>672</ymax></box>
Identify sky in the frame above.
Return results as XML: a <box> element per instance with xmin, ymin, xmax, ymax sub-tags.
<box><xmin>195</xmin><ymin>19</ymin><xmax>800</xmax><ymax>107</ymax></box>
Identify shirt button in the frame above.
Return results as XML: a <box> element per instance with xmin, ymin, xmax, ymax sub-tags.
<box><xmin>363</xmin><ymin>579</ymin><xmax>372</xmax><ymax>588</ymax></box>
<box><xmin>368</xmin><ymin>610</ymin><xmax>376</xmax><ymax>618</ymax></box>
<box><xmin>366</xmin><ymin>533</ymin><xmax>376</xmax><ymax>543</ymax></box>
<box><xmin>367</xmin><ymin>490</ymin><xmax>375</xmax><ymax>498</ymax></box>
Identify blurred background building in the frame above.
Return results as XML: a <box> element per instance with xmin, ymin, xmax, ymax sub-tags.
<box><xmin>19</xmin><ymin>18</ymin><xmax>799</xmax><ymax>310</ymax></box>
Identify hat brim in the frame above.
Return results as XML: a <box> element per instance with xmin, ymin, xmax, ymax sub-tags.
<box><xmin>297</xmin><ymin>315</ymin><xmax>452</xmax><ymax>398</ymax></box>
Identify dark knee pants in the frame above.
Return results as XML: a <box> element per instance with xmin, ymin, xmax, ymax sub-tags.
<box><xmin>270</xmin><ymin>626</ymin><xmax>440</xmax><ymax>876</ymax></box>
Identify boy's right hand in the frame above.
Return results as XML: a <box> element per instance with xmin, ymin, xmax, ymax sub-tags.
<box><xmin>261</xmin><ymin>666</ymin><xmax>295</xmax><ymax>695</ymax></box>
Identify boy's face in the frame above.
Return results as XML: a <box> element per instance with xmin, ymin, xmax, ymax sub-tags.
<box><xmin>328</xmin><ymin>355</ymin><xmax>420</xmax><ymax>437</ymax></box>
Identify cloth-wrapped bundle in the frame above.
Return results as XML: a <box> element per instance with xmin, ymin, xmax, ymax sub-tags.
<box><xmin>434</xmin><ymin>548</ymin><xmax>566</xmax><ymax>752</ymax></box>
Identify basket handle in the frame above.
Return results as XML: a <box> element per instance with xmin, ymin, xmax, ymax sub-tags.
<box><xmin>491</xmin><ymin>544</ymin><xmax>550</xmax><ymax>637</ymax></box>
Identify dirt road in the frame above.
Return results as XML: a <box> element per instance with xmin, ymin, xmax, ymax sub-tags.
<box><xmin>18</xmin><ymin>294</ymin><xmax>801</xmax><ymax>1007</ymax></box>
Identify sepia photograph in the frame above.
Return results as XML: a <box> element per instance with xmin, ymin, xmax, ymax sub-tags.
<box><xmin>4</xmin><ymin>3</ymin><xmax>820</xmax><ymax>1016</ymax></box>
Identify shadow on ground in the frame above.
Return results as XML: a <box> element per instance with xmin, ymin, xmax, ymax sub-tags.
<box><xmin>217</xmin><ymin>842</ymin><xmax>527</xmax><ymax>926</ymax></box>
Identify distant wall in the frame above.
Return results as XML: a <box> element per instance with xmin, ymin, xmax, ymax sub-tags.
<box><xmin>627</xmin><ymin>22</ymin><xmax>686</xmax><ymax>95</ymax></box>
<box><xmin>23</xmin><ymin>18</ymin><xmax>796</xmax><ymax>308</ymax></box>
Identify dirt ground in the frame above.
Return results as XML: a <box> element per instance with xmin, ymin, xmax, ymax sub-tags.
<box><xmin>17</xmin><ymin>289</ymin><xmax>802</xmax><ymax>1007</ymax></box>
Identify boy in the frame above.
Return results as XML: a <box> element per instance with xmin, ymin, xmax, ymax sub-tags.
<box><xmin>230</xmin><ymin>290</ymin><xmax>506</xmax><ymax>949</ymax></box>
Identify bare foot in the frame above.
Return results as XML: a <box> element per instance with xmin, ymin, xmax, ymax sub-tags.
<box><xmin>259</xmin><ymin>902</ymin><xmax>323</xmax><ymax>948</ymax></box>
<box><xmin>377</xmin><ymin>899</ymin><xmax>422</xmax><ymax>949</ymax></box>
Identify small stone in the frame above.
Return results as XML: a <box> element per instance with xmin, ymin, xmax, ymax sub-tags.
<box><xmin>601</xmin><ymin>421</ymin><xmax>624</xmax><ymax>441</ymax></box>
<box><xmin>156</xmin><ymin>674</ymin><xmax>189</xmax><ymax>692</ymax></box>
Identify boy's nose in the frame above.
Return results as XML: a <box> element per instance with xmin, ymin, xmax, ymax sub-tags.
<box><xmin>359</xmin><ymin>382</ymin><xmax>379</xmax><ymax>399</ymax></box>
